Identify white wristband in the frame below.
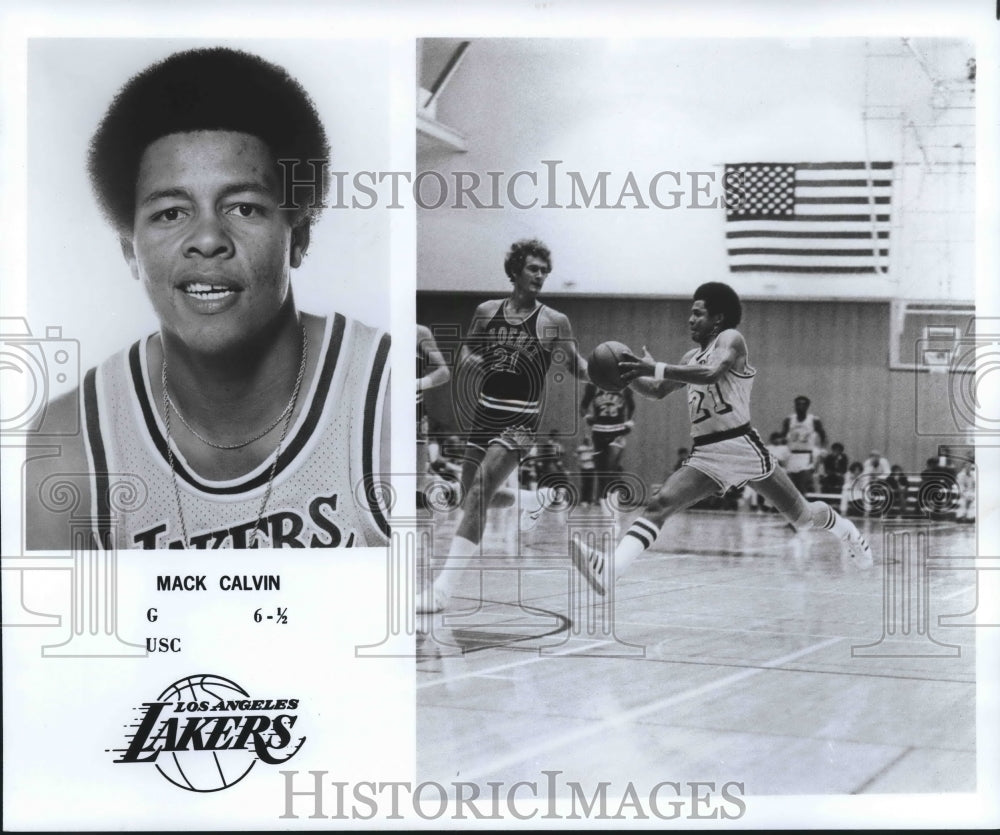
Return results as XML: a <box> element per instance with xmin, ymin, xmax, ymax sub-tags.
<box><xmin>654</xmin><ymin>362</ymin><xmax>667</xmax><ymax>381</ymax></box>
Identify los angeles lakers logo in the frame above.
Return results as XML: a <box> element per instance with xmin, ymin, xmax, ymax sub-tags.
<box><xmin>111</xmin><ymin>674</ymin><xmax>305</xmax><ymax>792</ymax></box>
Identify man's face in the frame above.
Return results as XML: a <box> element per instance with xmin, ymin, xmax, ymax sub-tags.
<box><xmin>125</xmin><ymin>130</ymin><xmax>308</xmax><ymax>354</ymax></box>
<box><xmin>512</xmin><ymin>255</ymin><xmax>551</xmax><ymax>296</ymax></box>
<box><xmin>688</xmin><ymin>299</ymin><xmax>721</xmax><ymax>344</ymax></box>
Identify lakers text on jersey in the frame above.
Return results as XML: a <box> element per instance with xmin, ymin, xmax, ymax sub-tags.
<box><xmin>81</xmin><ymin>314</ymin><xmax>390</xmax><ymax>549</ymax></box>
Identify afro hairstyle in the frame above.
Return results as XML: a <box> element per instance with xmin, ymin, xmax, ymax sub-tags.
<box><xmin>87</xmin><ymin>47</ymin><xmax>330</xmax><ymax>236</ymax></box>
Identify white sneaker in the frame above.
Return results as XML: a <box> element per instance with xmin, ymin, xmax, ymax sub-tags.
<box><xmin>416</xmin><ymin>585</ymin><xmax>447</xmax><ymax>614</ymax></box>
<box><xmin>569</xmin><ymin>538</ymin><xmax>607</xmax><ymax>595</ymax></box>
<box><xmin>842</xmin><ymin>528</ymin><xmax>874</xmax><ymax>569</ymax></box>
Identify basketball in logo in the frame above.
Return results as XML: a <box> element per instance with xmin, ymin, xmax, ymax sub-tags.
<box><xmin>153</xmin><ymin>674</ymin><xmax>258</xmax><ymax>792</ymax></box>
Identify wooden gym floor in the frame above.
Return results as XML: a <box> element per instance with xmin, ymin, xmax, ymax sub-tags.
<box><xmin>416</xmin><ymin>503</ymin><xmax>979</xmax><ymax>797</ymax></box>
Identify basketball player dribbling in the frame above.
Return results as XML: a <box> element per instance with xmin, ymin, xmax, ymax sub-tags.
<box><xmin>571</xmin><ymin>281</ymin><xmax>872</xmax><ymax>595</ymax></box>
<box><xmin>416</xmin><ymin>239</ymin><xmax>590</xmax><ymax>613</ymax></box>
<box><xmin>25</xmin><ymin>48</ymin><xmax>390</xmax><ymax>550</ymax></box>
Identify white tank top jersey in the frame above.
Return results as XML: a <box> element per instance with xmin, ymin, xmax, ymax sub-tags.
<box><xmin>685</xmin><ymin>331</ymin><xmax>756</xmax><ymax>440</ymax></box>
<box><xmin>785</xmin><ymin>413</ymin><xmax>820</xmax><ymax>472</ymax></box>
<box><xmin>786</xmin><ymin>414</ymin><xmax>820</xmax><ymax>452</ymax></box>
<box><xmin>81</xmin><ymin>314</ymin><xmax>391</xmax><ymax>549</ymax></box>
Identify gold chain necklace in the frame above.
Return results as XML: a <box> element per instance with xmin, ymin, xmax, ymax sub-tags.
<box><xmin>161</xmin><ymin>324</ymin><xmax>308</xmax><ymax>549</ymax></box>
<box><xmin>165</xmin><ymin>376</ymin><xmax>297</xmax><ymax>450</ymax></box>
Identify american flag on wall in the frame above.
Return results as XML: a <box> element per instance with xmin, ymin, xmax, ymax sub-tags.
<box><xmin>724</xmin><ymin>161</ymin><xmax>893</xmax><ymax>274</ymax></box>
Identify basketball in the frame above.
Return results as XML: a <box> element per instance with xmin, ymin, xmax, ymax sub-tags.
<box><xmin>153</xmin><ymin>674</ymin><xmax>258</xmax><ymax>792</ymax></box>
<box><xmin>587</xmin><ymin>341</ymin><xmax>631</xmax><ymax>392</ymax></box>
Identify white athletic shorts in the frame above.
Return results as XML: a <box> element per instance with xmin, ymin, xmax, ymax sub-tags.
<box><xmin>683</xmin><ymin>426</ymin><xmax>775</xmax><ymax>494</ymax></box>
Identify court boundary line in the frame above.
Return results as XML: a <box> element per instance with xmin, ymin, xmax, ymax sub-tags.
<box><xmin>416</xmin><ymin>639</ymin><xmax>620</xmax><ymax>689</ymax></box>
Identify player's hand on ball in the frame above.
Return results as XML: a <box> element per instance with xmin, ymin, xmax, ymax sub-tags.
<box><xmin>618</xmin><ymin>347</ymin><xmax>656</xmax><ymax>382</ymax></box>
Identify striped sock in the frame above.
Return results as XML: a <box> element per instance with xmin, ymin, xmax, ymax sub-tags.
<box><xmin>614</xmin><ymin>517</ymin><xmax>661</xmax><ymax>579</ymax></box>
<box><xmin>812</xmin><ymin>501</ymin><xmax>853</xmax><ymax>538</ymax></box>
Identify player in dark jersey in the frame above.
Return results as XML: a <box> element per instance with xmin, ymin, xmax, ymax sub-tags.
<box><xmin>571</xmin><ymin>282</ymin><xmax>872</xmax><ymax>595</ymax></box>
<box><xmin>579</xmin><ymin>382</ymin><xmax>635</xmax><ymax>501</ymax></box>
<box><xmin>417</xmin><ymin>239</ymin><xmax>589</xmax><ymax>613</ymax></box>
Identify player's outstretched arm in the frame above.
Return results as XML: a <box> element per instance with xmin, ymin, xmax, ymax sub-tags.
<box><xmin>622</xmin><ymin>331</ymin><xmax>746</xmax><ymax>387</ymax></box>
<box><xmin>630</xmin><ymin>377</ymin><xmax>676</xmax><ymax>400</ymax></box>
<box><xmin>620</xmin><ymin>346</ymin><xmax>685</xmax><ymax>399</ymax></box>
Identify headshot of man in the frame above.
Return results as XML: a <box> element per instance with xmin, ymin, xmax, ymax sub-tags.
<box><xmin>23</xmin><ymin>42</ymin><xmax>391</xmax><ymax>550</ymax></box>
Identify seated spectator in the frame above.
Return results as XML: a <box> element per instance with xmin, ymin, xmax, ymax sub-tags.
<box><xmin>841</xmin><ymin>461</ymin><xmax>864</xmax><ymax>516</ymax></box>
<box><xmin>919</xmin><ymin>456</ymin><xmax>958</xmax><ymax>519</ymax></box>
<box><xmin>820</xmin><ymin>442</ymin><xmax>849</xmax><ymax>494</ymax></box>
<box><xmin>956</xmin><ymin>460</ymin><xmax>976</xmax><ymax>523</ymax></box>
<box><xmin>886</xmin><ymin>465</ymin><xmax>910</xmax><ymax>517</ymax></box>
<box><xmin>862</xmin><ymin>449</ymin><xmax>892</xmax><ymax>477</ymax></box>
